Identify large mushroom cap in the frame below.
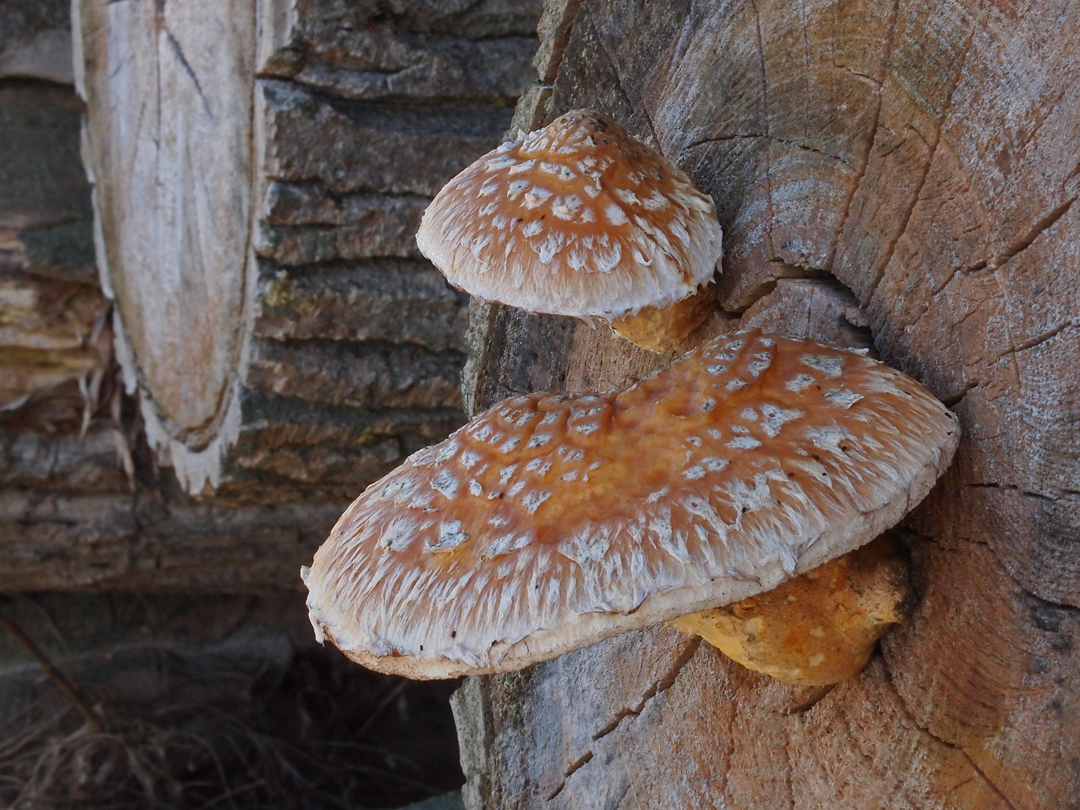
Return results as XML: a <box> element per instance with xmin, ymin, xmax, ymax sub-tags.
<box><xmin>303</xmin><ymin>331</ymin><xmax>959</xmax><ymax>679</ymax></box>
<box><xmin>415</xmin><ymin>109</ymin><xmax>723</xmax><ymax>320</ymax></box>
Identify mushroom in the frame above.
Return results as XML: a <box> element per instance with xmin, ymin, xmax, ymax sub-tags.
<box><xmin>668</xmin><ymin>534</ymin><xmax>911</xmax><ymax>685</ymax></box>
<box><xmin>416</xmin><ymin>109</ymin><xmax>723</xmax><ymax>353</ymax></box>
<box><xmin>302</xmin><ymin>331</ymin><xmax>958</xmax><ymax>680</ymax></box>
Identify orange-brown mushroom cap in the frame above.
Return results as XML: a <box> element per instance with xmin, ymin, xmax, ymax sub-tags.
<box><xmin>302</xmin><ymin>331</ymin><xmax>958</xmax><ymax>679</ymax></box>
<box><xmin>415</xmin><ymin>109</ymin><xmax>723</xmax><ymax>321</ymax></box>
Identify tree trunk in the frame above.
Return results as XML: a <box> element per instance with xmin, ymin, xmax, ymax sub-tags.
<box><xmin>453</xmin><ymin>1</ymin><xmax>1079</xmax><ymax>807</ymax></box>
<box><xmin>76</xmin><ymin>0</ymin><xmax>541</xmax><ymax>502</ymax></box>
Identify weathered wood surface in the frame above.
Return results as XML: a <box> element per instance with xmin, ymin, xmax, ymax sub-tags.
<box><xmin>0</xmin><ymin>2</ymin><xmax>543</xmax><ymax>591</ymax></box>
<box><xmin>454</xmin><ymin>0</ymin><xmax>1079</xmax><ymax>807</ymax></box>
<box><xmin>0</xmin><ymin>5</ymin><xmax>348</xmax><ymax>593</ymax></box>
<box><xmin>76</xmin><ymin>0</ymin><xmax>542</xmax><ymax>501</ymax></box>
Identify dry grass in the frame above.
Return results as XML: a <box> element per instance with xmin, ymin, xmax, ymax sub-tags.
<box><xmin>0</xmin><ymin>700</ymin><xmax>442</xmax><ymax>810</ymax></box>
<box><xmin>0</xmin><ymin>612</ymin><xmax>460</xmax><ymax>810</ymax></box>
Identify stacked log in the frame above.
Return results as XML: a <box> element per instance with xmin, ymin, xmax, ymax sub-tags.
<box><xmin>76</xmin><ymin>0</ymin><xmax>542</xmax><ymax>502</ymax></box>
<box><xmin>1</xmin><ymin>1</ymin><xmax>543</xmax><ymax>591</ymax></box>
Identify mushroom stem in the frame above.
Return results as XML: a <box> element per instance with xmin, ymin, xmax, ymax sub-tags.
<box><xmin>668</xmin><ymin>536</ymin><xmax>911</xmax><ymax>686</ymax></box>
<box><xmin>610</xmin><ymin>284</ymin><xmax>715</xmax><ymax>353</ymax></box>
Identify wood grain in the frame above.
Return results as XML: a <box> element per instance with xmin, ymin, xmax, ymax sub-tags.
<box><xmin>76</xmin><ymin>0</ymin><xmax>542</xmax><ymax>500</ymax></box>
<box><xmin>1</xmin><ymin>2</ymin><xmax>543</xmax><ymax>589</ymax></box>
<box><xmin>79</xmin><ymin>0</ymin><xmax>255</xmax><ymax>444</ymax></box>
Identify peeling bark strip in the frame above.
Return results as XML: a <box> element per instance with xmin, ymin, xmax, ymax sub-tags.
<box><xmin>456</xmin><ymin>0</ymin><xmax>1080</xmax><ymax>807</ymax></box>
<box><xmin>76</xmin><ymin>0</ymin><xmax>542</xmax><ymax>502</ymax></box>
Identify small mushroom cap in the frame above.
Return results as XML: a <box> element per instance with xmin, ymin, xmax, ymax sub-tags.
<box><xmin>303</xmin><ymin>331</ymin><xmax>959</xmax><ymax>679</ymax></box>
<box><xmin>416</xmin><ymin>109</ymin><xmax>723</xmax><ymax>320</ymax></box>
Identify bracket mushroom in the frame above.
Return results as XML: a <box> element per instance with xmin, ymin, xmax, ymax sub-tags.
<box><xmin>416</xmin><ymin>109</ymin><xmax>724</xmax><ymax>353</ymax></box>
<box><xmin>302</xmin><ymin>331</ymin><xmax>958</xmax><ymax>680</ymax></box>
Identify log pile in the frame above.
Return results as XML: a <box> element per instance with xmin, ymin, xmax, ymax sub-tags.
<box><xmin>1</xmin><ymin>0</ymin><xmax>543</xmax><ymax>591</ymax></box>
<box><xmin>77</xmin><ymin>0</ymin><xmax>542</xmax><ymax>502</ymax></box>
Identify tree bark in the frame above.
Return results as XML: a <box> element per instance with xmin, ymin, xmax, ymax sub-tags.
<box><xmin>76</xmin><ymin>0</ymin><xmax>541</xmax><ymax>502</ymax></box>
<box><xmin>454</xmin><ymin>0</ymin><xmax>1079</xmax><ymax>807</ymax></box>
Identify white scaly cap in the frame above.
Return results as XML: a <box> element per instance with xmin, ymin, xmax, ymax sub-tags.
<box><xmin>302</xmin><ymin>331</ymin><xmax>958</xmax><ymax>679</ymax></box>
<box><xmin>416</xmin><ymin>109</ymin><xmax>723</xmax><ymax>323</ymax></box>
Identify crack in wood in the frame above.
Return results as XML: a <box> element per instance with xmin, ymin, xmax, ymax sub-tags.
<box><xmin>718</xmin><ymin>266</ymin><xmax>861</xmax><ymax>326</ymax></box>
<box><xmin>993</xmin><ymin>195</ymin><xmax>1077</xmax><ymax>270</ymax></box>
<box><xmin>842</xmin><ymin>0</ymin><xmax>946</xmax><ymax>306</ymax></box>
<box><xmin>590</xmin><ymin>637</ymin><xmax>701</xmax><ymax>743</ymax></box>
<box><xmin>546</xmin><ymin>751</ymin><xmax>593</xmax><ymax>801</ymax></box>
<box><xmin>799</xmin><ymin>0</ymin><xmax>810</xmax><ymax>140</ymax></box>
<box><xmin>952</xmin><ymin>300</ymin><xmax>987</xmax><ymax>333</ymax></box>
<box><xmin>542</xmin><ymin>639</ymin><xmax>702</xmax><ymax>802</ymax></box>
<box><xmin>683</xmin><ymin>134</ymin><xmax>855</xmax><ymax>170</ymax></box>
<box><xmin>998</xmin><ymin>321</ymin><xmax>1076</xmax><ymax>359</ymax></box>
<box><xmin>1022</xmin><ymin>589</ymin><xmax>1080</xmax><ymax>621</ymax></box>
<box><xmin>963</xmin><ymin>481</ymin><xmax>1079</xmax><ymax>504</ymax></box>
<box><xmin>162</xmin><ymin>27</ymin><xmax>212</xmax><ymax>119</ymax></box>
<box><xmin>940</xmin><ymin>379</ymin><xmax>979</xmax><ymax>407</ymax></box>
<box><xmin>829</xmin><ymin>0</ymin><xmax>895</xmax><ymax>271</ymax></box>
<box><xmin>681</xmin><ymin>132</ymin><xmax>766</xmax><ymax>151</ymax></box>
<box><xmin>780</xmin><ymin>720</ymin><xmax>797</xmax><ymax>810</ymax></box>
<box><xmin>747</xmin><ymin>0</ymin><xmax>777</xmax><ymax>261</ymax></box>
<box><xmin>838</xmin><ymin>65</ymin><xmax>885</xmax><ymax>89</ymax></box>
<box><xmin>781</xmin><ymin>683</ymin><xmax>836</xmax><ymax>715</ymax></box>
<box><xmin>611</xmin><ymin>779</ymin><xmax>633</xmax><ymax>809</ymax></box>
<box><xmin>901</xmin><ymin>255</ymin><xmax>986</xmax><ymax>335</ymax></box>
<box><xmin>865</xmin><ymin>21</ymin><xmax>975</xmax><ymax>307</ymax></box>
<box><xmin>958</xmin><ymin>750</ymin><xmax>1024</xmax><ymax>810</ymax></box>
<box><xmin>589</xmin><ymin>19</ymin><xmax>660</xmax><ymax>149</ymax></box>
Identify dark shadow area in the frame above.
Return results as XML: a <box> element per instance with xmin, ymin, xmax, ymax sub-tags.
<box><xmin>0</xmin><ymin>593</ymin><xmax>464</xmax><ymax>809</ymax></box>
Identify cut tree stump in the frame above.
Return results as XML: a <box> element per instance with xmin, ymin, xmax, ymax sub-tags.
<box><xmin>453</xmin><ymin>0</ymin><xmax>1079</xmax><ymax>807</ymax></box>
<box><xmin>75</xmin><ymin>0</ymin><xmax>541</xmax><ymax>502</ymax></box>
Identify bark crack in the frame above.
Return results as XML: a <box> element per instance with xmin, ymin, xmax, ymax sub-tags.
<box><xmin>993</xmin><ymin>195</ymin><xmax>1077</xmax><ymax>270</ymax></box>
<box><xmin>865</xmin><ymin>22</ymin><xmax>974</xmax><ymax>305</ymax></box>
<box><xmin>591</xmin><ymin>637</ymin><xmax>701</xmax><ymax>741</ymax></box>
<box><xmin>828</xmin><ymin>0</ymin><xmax>899</xmax><ymax>272</ymax></box>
